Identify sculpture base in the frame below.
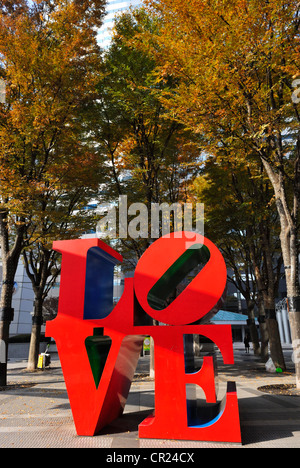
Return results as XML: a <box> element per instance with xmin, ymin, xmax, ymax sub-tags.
<box><xmin>139</xmin><ymin>382</ymin><xmax>241</xmax><ymax>444</ymax></box>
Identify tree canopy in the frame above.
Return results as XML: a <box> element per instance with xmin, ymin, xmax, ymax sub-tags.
<box><xmin>91</xmin><ymin>10</ymin><xmax>201</xmax><ymax>266</ymax></box>
<box><xmin>0</xmin><ymin>0</ymin><xmax>106</xmax><ymax>382</ymax></box>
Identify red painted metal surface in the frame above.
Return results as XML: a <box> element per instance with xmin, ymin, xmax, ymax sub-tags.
<box><xmin>46</xmin><ymin>232</ymin><xmax>241</xmax><ymax>443</ymax></box>
<box><xmin>134</xmin><ymin>233</ymin><xmax>227</xmax><ymax>325</ymax></box>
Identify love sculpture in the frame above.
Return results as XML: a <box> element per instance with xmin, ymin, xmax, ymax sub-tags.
<box><xmin>46</xmin><ymin>232</ymin><xmax>241</xmax><ymax>443</ymax></box>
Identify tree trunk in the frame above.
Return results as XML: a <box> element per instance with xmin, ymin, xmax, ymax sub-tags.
<box><xmin>266</xmin><ymin>313</ymin><xmax>286</xmax><ymax>370</ymax></box>
<box><xmin>263</xmin><ymin>292</ymin><xmax>286</xmax><ymax>370</ymax></box>
<box><xmin>259</xmin><ymin>318</ymin><xmax>269</xmax><ymax>362</ymax></box>
<box><xmin>283</xmin><ymin>228</ymin><xmax>300</xmax><ymax>388</ymax></box>
<box><xmin>260</xmin><ymin>159</ymin><xmax>299</xmax><ymax>386</ymax></box>
<box><xmin>247</xmin><ymin>223</ymin><xmax>286</xmax><ymax>368</ymax></box>
<box><xmin>0</xmin><ymin>215</ymin><xmax>25</xmax><ymax>385</ymax></box>
<box><xmin>27</xmin><ymin>298</ymin><xmax>44</xmax><ymax>371</ymax></box>
<box><xmin>288</xmin><ymin>298</ymin><xmax>300</xmax><ymax>389</ymax></box>
<box><xmin>257</xmin><ymin>299</ymin><xmax>269</xmax><ymax>362</ymax></box>
<box><xmin>23</xmin><ymin>247</ymin><xmax>57</xmax><ymax>371</ymax></box>
<box><xmin>0</xmin><ymin>258</ymin><xmax>19</xmax><ymax>386</ymax></box>
<box><xmin>0</xmin><ymin>320</ymin><xmax>10</xmax><ymax>386</ymax></box>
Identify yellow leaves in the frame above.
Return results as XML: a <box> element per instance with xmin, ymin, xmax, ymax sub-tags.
<box><xmin>0</xmin><ymin>1</ymin><xmax>105</xmax><ymax>237</ymax></box>
<box><xmin>145</xmin><ymin>0</ymin><xmax>300</xmax><ymax>142</ymax></box>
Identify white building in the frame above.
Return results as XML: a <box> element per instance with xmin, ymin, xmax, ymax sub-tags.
<box><xmin>98</xmin><ymin>0</ymin><xmax>141</xmax><ymax>48</ymax></box>
<box><xmin>0</xmin><ymin>261</ymin><xmax>35</xmax><ymax>336</ymax></box>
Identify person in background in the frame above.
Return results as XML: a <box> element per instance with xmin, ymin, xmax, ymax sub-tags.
<box><xmin>244</xmin><ymin>334</ymin><xmax>250</xmax><ymax>354</ymax></box>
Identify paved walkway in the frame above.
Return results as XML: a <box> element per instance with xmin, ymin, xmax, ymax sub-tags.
<box><xmin>0</xmin><ymin>344</ymin><xmax>299</xmax><ymax>449</ymax></box>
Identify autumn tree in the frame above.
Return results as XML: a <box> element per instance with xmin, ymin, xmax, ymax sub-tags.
<box><xmin>142</xmin><ymin>0</ymin><xmax>300</xmax><ymax>387</ymax></box>
<box><xmin>0</xmin><ymin>0</ymin><xmax>106</xmax><ymax>385</ymax></box>
<box><xmin>192</xmin><ymin>154</ymin><xmax>285</xmax><ymax>367</ymax></box>
<box><xmin>23</xmin><ymin>154</ymin><xmax>101</xmax><ymax>371</ymax></box>
<box><xmin>90</xmin><ymin>9</ymin><xmax>200</xmax><ymax>268</ymax></box>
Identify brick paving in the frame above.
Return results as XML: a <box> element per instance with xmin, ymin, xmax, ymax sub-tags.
<box><xmin>0</xmin><ymin>344</ymin><xmax>299</xmax><ymax>449</ymax></box>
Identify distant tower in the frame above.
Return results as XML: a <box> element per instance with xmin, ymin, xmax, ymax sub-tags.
<box><xmin>98</xmin><ymin>0</ymin><xmax>141</xmax><ymax>48</ymax></box>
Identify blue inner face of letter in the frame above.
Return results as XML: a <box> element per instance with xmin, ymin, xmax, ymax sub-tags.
<box><xmin>84</xmin><ymin>247</ymin><xmax>120</xmax><ymax>320</ymax></box>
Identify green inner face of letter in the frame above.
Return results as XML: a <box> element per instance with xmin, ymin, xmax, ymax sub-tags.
<box><xmin>85</xmin><ymin>328</ymin><xmax>112</xmax><ymax>388</ymax></box>
<box><xmin>147</xmin><ymin>243</ymin><xmax>210</xmax><ymax>311</ymax></box>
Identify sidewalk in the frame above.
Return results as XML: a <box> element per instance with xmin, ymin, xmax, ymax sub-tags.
<box><xmin>0</xmin><ymin>344</ymin><xmax>299</xmax><ymax>448</ymax></box>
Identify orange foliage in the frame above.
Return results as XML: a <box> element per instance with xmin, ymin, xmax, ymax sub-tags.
<box><xmin>0</xmin><ymin>0</ymin><xmax>105</xmax><ymax>222</ymax></box>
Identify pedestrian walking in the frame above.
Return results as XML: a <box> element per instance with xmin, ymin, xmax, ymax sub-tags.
<box><xmin>244</xmin><ymin>334</ymin><xmax>250</xmax><ymax>354</ymax></box>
